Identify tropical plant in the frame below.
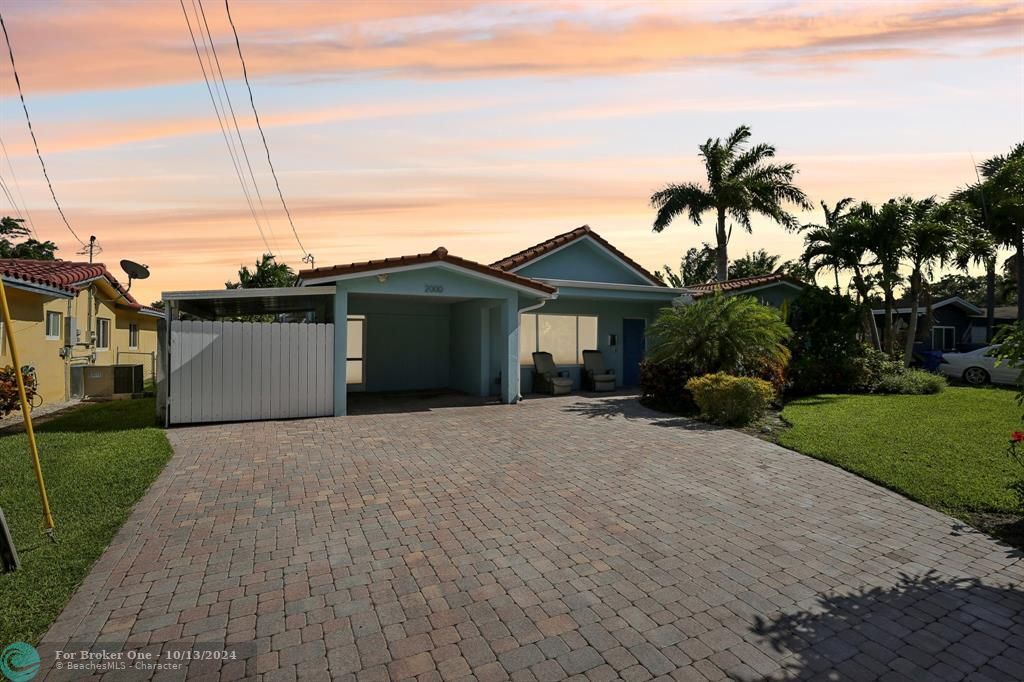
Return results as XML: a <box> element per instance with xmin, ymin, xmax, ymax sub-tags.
<box><xmin>226</xmin><ymin>253</ymin><xmax>296</xmax><ymax>289</ymax></box>
<box><xmin>650</xmin><ymin>125</ymin><xmax>810</xmax><ymax>281</ymax></box>
<box><xmin>786</xmin><ymin>286</ymin><xmax>866</xmax><ymax>395</ymax></box>
<box><xmin>647</xmin><ymin>294</ymin><xmax>792</xmax><ymax>377</ymax></box>
<box><xmin>976</xmin><ymin>143</ymin><xmax>1024</xmax><ymax>319</ymax></box>
<box><xmin>0</xmin><ymin>216</ymin><xmax>58</xmax><ymax>260</ymax></box>
<box><xmin>948</xmin><ymin>196</ymin><xmax>999</xmax><ymax>342</ymax></box>
<box><xmin>900</xmin><ymin>198</ymin><xmax>957</xmax><ymax>365</ymax></box>
<box><xmin>686</xmin><ymin>373</ymin><xmax>775</xmax><ymax>426</ymax></box>
<box><xmin>657</xmin><ymin>242</ymin><xmax>718</xmax><ymax>287</ymax></box>
<box><xmin>0</xmin><ymin>365</ymin><xmax>38</xmax><ymax>417</ymax></box>
<box><xmin>849</xmin><ymin>199</ymin><xmax>913</xmax><ymax>355</ymax></box>
<box><xmin>728</xmin><ymin>249</ymin><xmax>780</xmax><ymax>279</ymax></box>
<box><xmin>799</xmin><ymin>198</ymin><xmax>856</xmax><ymax>294</ymax></box>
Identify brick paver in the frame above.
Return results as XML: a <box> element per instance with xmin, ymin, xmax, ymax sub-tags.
<box><xmin>40</xmin><ymin>394</ymin><xmax>1024</xmax><ymax>680</ymax></box>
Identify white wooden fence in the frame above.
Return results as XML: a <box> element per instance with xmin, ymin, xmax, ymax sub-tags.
<box><xmin>168</xmin><ymin>320</ymin><xmax>334</xmax><ymax>424</ymax></box>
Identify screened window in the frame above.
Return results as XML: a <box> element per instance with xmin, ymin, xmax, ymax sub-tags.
<box><xmin>128</xmin><ymin>323</ymin><xmax>139</xmax><ymax>349</ymax></box>
<box><xmin>96</xmin><ymin>318</ymin><xmax>110</xmax><ymax>350</ymax></box>
<box><xmin>45</xmin><ymin>311</ymin><xmax>61</xmax><ymax>340</ymax></box>
<box><xmin>931</xmin><ymin>326</ymin><xmax>956</xmax><ymax>352</ymax></box>
<box><xmin>519</xmin><ymin>314</ymin><xmax>598</xmax><ymax>365</ymax></box>
<box><xmin>347</xmin><ymin>316</ymin><xmax>365</xmax><ymax>385</ymax></box>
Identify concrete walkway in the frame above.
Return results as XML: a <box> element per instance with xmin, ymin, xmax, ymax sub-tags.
<box><xmin>42</xmin><ymin>395</ymin><xmax>1024</xmax><ymax>680</ymax></box>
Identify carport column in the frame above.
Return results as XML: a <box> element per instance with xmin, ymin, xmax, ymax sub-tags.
<box><xmin>502</xmin><ymin>296</ymin><xmax>519</xmax><ymax>404</ymax></box>
<box><xmin>333</xmin><ymin>286</ymin><xmax>348</xmax><ymax>416</ymax></box>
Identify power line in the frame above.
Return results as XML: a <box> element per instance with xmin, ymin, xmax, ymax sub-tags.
<box><xmin>194</xmin><ymin>0</ymin><xmax>278</xmax><ymax>248</ymax></box>
<box><xmin>0</xmin><ymin>11</ymin><xmax>84</xmax><ymax>245</ymax></box>
<box><xmin>224</xmin><ymin>0</ymin><xmax>310</xmax><ymax>262</ymax></box>
<box><xmin>178</xmin><ymin>0</ymin><xmax>275</xmax><ymax>255</ymax></box>
<box><xmin>0</xmin><ymin>135</ymin><xmax>38</xmax><ymax>237</ymax></box>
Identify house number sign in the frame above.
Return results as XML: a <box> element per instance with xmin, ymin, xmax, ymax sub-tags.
<box><xmin>425</xmin><ymin>284</ymin><xmax>444</xmax><ymax>293</ymax></box>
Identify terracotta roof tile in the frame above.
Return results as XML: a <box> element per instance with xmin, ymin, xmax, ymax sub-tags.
<box><xmin>688</xmin><ymin>272</ymin><xmax>806</xmax><ymax>295</ymax></box>
<box><xmin>0</xmin><ymin>259</ymin><xmax>159</xmax><ymax>314</ymax></box>
<box><xmin>298</xmin><ymin>247</ymin><xmax>557</xmax><ymax>295</ymax></box>
<box><xmin>490</xmin><ymin>225</ymin><xmax>666</xmax><ymax>286</ymax></box>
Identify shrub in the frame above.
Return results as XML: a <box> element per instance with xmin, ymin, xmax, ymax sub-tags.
<box><xmin>850</xmin><ymin>348</ymin><xmax>905</xmax><ymax>393</ymax></box>
<box><xmin>647</xmin><ymin>294</ymin><xmax>792</xmax><ymax>378</ymax></box>
<box><xmin>0</xmin><ymin>365</ymin><xmax>38</xmax><ymax>417</ymax></box>
<box><xmin>875</xmin><ymin>368</ymin><xmax>946</xmax><ymax>395</ymax></box>
<box><xmin>786</xmin><ymin>287</ymin><xmax>868</xmax><ymax>395</ymax></box>
<box><xmin>685</xmin><ymin>373</ymin><xmax>776</xmax><ymax>426</ymax></box>
<box><xmin>639</xmin><ymin>359</ymin><xmax>696</xmax><ymax>413</ymax></box>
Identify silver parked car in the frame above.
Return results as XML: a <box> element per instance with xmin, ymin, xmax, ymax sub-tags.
<box><xmin>938</xmin><ymin>345</ymin><xmax>1019</xmax><ymax>386</ymax></box>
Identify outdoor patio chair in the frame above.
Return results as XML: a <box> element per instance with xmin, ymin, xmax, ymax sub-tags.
<box><xmin>532</xmin><ymin>352</ymin><xmax>573</xmax><ymax>395</ymax></box>
<box><xmin>581</xmin><ymin>350</ymin><xmax>616</xmax><ymax>392</ymax></box>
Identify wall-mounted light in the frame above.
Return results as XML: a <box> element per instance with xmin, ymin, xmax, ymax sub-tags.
<box><xmin>377</xmin><ymin>274</ymin><xmax>389</xmax><ymax>283</ymax></box>
<box><xmin>608</xmin><ymin>334</ymin><xmax>617</xmax><ymax>347</ymax></box>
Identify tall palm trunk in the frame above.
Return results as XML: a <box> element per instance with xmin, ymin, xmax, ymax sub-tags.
<box><xmin>903</xmin><ymin>269</ymin><xmax>922</xmax><ymax>366</ymax></box>
<box><xmin>834</xmin><ymin>269</ymin><xmax>841</xmax><ymax>295</ymax></box>
<box><xmin>985</xmin><ymin>256</ymin><xmax>996</xmax><ymax>342</ymax></box>
<box><xmin>715</xmin><ymin>208</ymin><xmax>728</xmax><ymax>281</ymax></box>
<box><xmin>852</xmin><ymin>268</ymin><xmax>880</xmax><ymax>350</ymax></box>
<box><xmin>881</xmin><ymin>262</ymin><xmax>899</xmax><ymax>356</ymax></box>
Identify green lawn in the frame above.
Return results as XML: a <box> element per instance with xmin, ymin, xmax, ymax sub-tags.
<box><xmin>0</xmin><ymin>399</ymin><xmax>171</xmax><ymax>645</ymax></box>
<box><xmin>780</xmin><ymin>386</ymin><xmax>1020</xmax><ymax>515</ymax></box>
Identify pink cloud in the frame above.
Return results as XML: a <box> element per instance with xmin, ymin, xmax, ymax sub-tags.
<box><xmin>0</xmin><ymin>1</ymin><xmax>1019</xmax><ymax>94</ymax></box>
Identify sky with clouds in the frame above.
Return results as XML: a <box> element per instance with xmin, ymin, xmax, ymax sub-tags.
<box><xmin>0</xmin><ymin>0</ymin><xmax>1021</xmax><ymax>303</ymax></box>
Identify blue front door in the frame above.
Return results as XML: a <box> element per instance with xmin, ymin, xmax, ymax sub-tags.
<box><xmin>622</xmin><ymin>318</ymin><xmax>645</xmax><ymax>387</ymax></box>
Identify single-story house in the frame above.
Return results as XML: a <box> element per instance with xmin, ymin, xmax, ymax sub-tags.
<box><xmin>0</xmin><ymin>259</ymin><xmax>163</xmax><ymax>406</ymax></box>
<box><xmin>687</xmin><ymin>272</ymin><xmax>806</xmax><ymax>306</ymax></box>
<box><xmin>968</xmin><ymin>305</ymin><xmax>1017</xmax><ymax>344</ymax></box>
<box><xmin>161</xmin><ymin>226</ymin><xmax>692</xmax><ymax>423</ymax></box>
<box><xmin>871</xmin><ymin>296</ymin><xmax>985</xmax><ymax>352</ymax></box>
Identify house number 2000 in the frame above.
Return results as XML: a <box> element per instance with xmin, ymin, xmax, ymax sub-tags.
<box><xmin>424</xmin><ymin>284</ymin><xmax>444</xmax><ymax>293</ymax></box>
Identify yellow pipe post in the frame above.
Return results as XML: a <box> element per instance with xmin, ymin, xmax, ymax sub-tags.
<box><xmin>0</xmin><ymin>279</ymin><xmax>55</xmax><ymax>533</ymax></box>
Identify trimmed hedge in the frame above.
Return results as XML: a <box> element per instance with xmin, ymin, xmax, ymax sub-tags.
<box><xmin>639</xmin><ymin>359</ymin><xmax>696</xmax><ymax>413</ymax></box>
<box><xmin>685</xmin><ymin>373</ymin><xmax>776</xmax><ymax>426</ymax></box>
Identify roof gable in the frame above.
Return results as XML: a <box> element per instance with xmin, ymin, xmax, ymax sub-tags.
<box><xmin>491</xmin><ymin>226</ymin><xmax>664</xmax><ymax>287</ymax></box>
<box><xmin>0</xmin><ymin>259</ymin><xmax>160</xmax><ymax>315</ymax></box>
<box><xmin>298</xmin><ymin>247</ymin><xmax>556</xmax><ymax>295</ymax></box>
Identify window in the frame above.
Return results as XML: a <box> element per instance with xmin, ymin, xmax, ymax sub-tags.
<box><xmin>347</xmin><ymin>316</ymin><xmax>365</xmax><ymax>386</ymax></box>
<box><xmin>519</xmin><ymin>314</ymin><xmax>599</xmax><ymax>365</ymax></box>
<box><xmin>96</xmin><ymin>318</ymin><xmax>110</xmax><ymax>350</ymax></box>
<box><xmin>45</xmin><ymin>311</ymin><xmax>61</xmax><ymax>340</ymax></box>
<box><xmin>931</xmin><ymin>326</ymin><xmax>957</xmax><ymax>351</ymax></box>
<box><xmin>128</xmin><ymin>323</ymin><xmax>139</xmax><ymax>349</ymax></box>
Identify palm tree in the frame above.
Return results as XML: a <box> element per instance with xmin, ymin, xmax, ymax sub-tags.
<box><xmin>651</xmin><ymin>125</ymin><xmax>810</xmax><ymax>281</ymax></box>
<box><xmin>976</xmin><ymin>143</ymin><xmax>1024</xmax><ymax>319</ymax></box>
<box><xmin>647</xmin><ymin>294</ymin><xmax>792</xmax><ymax>376</ymax></box>
<box><xmin>851</xmin><ymin>199</ymin><xmax>912</xmax><ymax>355</ymax></box>
<box><xmin>901</xmin><ymin>198</ymin><xmax>955</xmax><ymax>365</ymax></box>
<box><xmin>948</xmin><ymin>192</ymin><xmax>999</xmax><ymax>342</ymax></box>
<box><xmin>226</xmin><ymin>254</ymin><xmax>296</xmax><ymax>289</ymax></box>
<box><xmin>729</xmin><ymin>249</ymin><xmax>780</xmax><ymax>278</ymax></box>
<box><xmin>800</xmin><ymin>198</ymin><xmax>856</xmax><ymax>294</ymax></box>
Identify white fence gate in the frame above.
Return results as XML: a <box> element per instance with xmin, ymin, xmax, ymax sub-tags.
<box><xmin>168</xmin><ymin>320</ymin><xmax>334</xmax><ymax>424</ymax></box>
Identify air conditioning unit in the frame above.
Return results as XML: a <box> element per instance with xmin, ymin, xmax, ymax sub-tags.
<box><xmin>64</xmin><ymin>316</ymin><xmax>79</xmax><ymax>346</ymax></box>
<box><xmin>81</xmin><ymin>364</ymin><xmax>144</xmax><ymax>397</ymax></box>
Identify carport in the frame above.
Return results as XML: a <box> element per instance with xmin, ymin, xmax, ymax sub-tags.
<box><xmin>300</xmin><ymin>247</ymin><xmax>556</xmax><ymax>416</ymax></box>
<box><xmin>159</xmin><ymin>248</ymin><xmax>556</xmax><ymax>424</ymax></box>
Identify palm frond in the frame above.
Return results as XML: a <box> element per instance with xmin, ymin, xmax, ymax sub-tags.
<box><xmin>650</xmin><ymin>183</ymin><xmax>713</xmax><ymax>232</ymax></box>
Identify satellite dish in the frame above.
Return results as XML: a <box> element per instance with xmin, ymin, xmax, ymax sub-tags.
<box><xmin>120</xmin><ymin>259</ymin><xmax>150</xmax><ymax>292</ymax></box>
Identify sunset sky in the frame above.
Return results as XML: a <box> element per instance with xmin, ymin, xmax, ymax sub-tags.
<box><xmin>0</xmin><ymin>0</ymin><xmax>1021</xmax><ymax>304</ymax></box>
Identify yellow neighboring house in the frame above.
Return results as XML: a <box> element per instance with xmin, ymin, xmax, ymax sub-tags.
<box><xmin>0</xmin><ymin>259</ymin><xmax>162</xmax><ymax>406</ymax></box>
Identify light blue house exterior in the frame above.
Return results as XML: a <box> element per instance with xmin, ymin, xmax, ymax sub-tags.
<box><xmin>297</xmin><ymin>226</ymin><xmax>686</xmax><ymax>416</ymax></box>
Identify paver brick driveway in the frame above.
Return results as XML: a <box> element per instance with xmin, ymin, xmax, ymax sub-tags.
<box><xmin>42</xmin><ymin>395</ymin><xmax>1024</xmax><ymax>681</ymax></box>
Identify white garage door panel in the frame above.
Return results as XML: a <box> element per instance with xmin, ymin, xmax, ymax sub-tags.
<box><xmin>169</xmin><ymin>320</ymin><xmax>334</xmax><ymax>424</ymax></box>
